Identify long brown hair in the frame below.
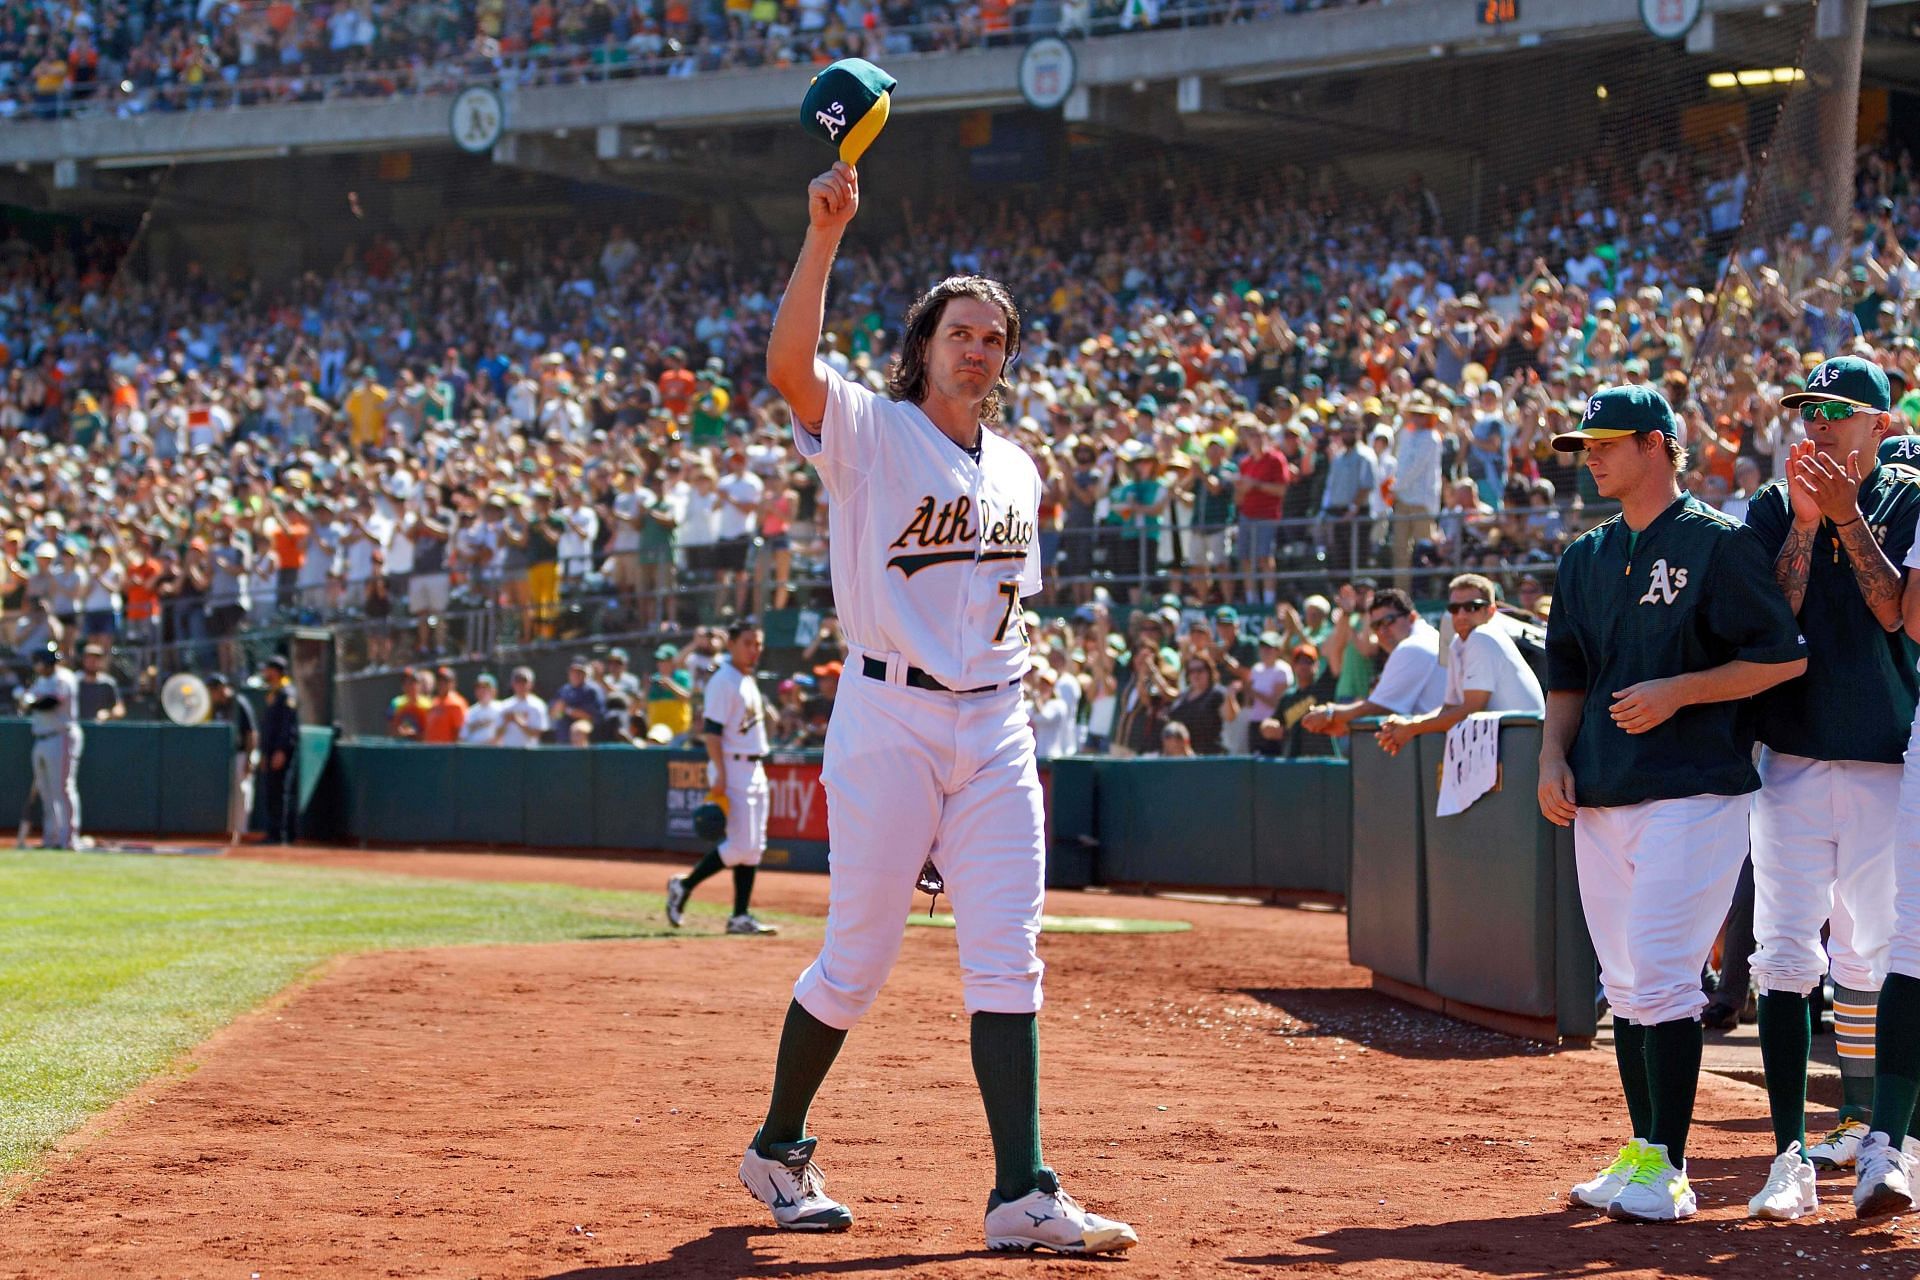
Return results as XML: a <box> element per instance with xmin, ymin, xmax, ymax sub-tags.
<box><xmin>885</xmin><ymin>276</ymin><xmax>1022</xmax><ymax>423</ymax></box>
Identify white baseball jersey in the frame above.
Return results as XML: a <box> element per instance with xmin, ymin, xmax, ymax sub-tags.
<box><xmin>28</xmin><ymin>667</ymin><xmax>77</xmax><ymax>734</ymax></box>
<box><xmin>797</xmin><ymin>369</ymin><xmax>1042</xmax><ymax>689</ymax></box>
<box><xmin>703</xmin><ymin>659</ymin><xmax>770</xmax><ymax>757</ymax></box>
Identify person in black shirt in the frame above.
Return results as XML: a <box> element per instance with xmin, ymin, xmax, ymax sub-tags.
<box><xmin>258</xmin><ymin>656</ymin><xmax>300</xmax><ymax>844</ymax></box>
<box><xmin>1167</xmin><ymin>654</ymin><xmax>1237</xmax><ymax>755</ymax></box>
<box><xmin>75</xmin><ymin>646</ymin><xmax>121</xmax><ymax>722</ymax></box>
<box><xmin>1261</xmin><ymin>645</ymin><xmax>1341</xmax><ymax>759</ymax></box>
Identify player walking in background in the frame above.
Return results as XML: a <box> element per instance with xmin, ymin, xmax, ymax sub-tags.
<box><xmin>258</xmin><ymin>655</ymin><xmax>300</xmax><ymax>845</ymax></box>
<box><xmin>24</xmin><ymin>644</ymin><xmax>80</xmax><ymax>850</ymax></box>
<box><xmin>666</xmin><ymin>620</ymin><xmax>777</xmax><ymax>936</ymax></box>
<box><xmin>737</xmin><ymin>159</ymin><xmax>1136</xmax><ymax>1253</ymax></box>
<box><xmin>1740</xmin><ymin>355</ymin><xmax>1920</xmax><ymax>1220</ymax></box>
<box><xmin>207</xmin><ymin>674</ymin><xmax>259</xmax><ymax>849</ymax></box>
<box><xmin>1539</xmin><ymin>386</ymin><xmax>1806</xmax><ymax>1223</ymax></box>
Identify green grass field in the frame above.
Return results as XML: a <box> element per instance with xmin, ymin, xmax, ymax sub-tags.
<box><xmin>0</xmin><ymin>851</ymin><xmax>718</xmax><ymax>1182</ymax></box>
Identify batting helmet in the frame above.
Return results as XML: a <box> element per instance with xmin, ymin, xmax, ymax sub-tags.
<box><xmin>692</xmin><ymin>802</ymin><xmax>729</xmax><ymax>843</ymax></box>
<box><xmin>30</xmin><ymin>644</ymin><xmax>59</xmax><ymax>668</ymax></box>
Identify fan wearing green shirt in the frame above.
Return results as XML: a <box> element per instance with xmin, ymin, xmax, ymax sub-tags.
<box><xmin>1108</xmin><ymin>442</ymin><xmax>1170</xmax><ymax>596</ymax></box>
<box><xmin>1541</xmin><ymin>385</ymin><xmax>1806</xmax><ymax>1225</ymax></box>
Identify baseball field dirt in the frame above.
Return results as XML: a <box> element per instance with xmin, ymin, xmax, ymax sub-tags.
<box><xmin>4</xmin><ymin>846</ymin><xmax>1917</xmax><ymax>1279</ymax></box>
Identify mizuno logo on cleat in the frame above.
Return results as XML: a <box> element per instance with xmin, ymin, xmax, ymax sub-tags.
<box><xmin>1025</xmin><ymin>1211</ymin><xmax>1054</xmax><ymax>1226</ymax></box>
<box><xmin>770</xmin><ymin>1181</ymin><xmax>796</xmax><ymax>1210</ymax></box>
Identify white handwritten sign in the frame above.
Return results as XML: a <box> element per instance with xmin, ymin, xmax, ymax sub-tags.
<box><xmin>1436</xmin><ymin>713</ymin><xmax>1502</xmax><ymax>817</ymax></box>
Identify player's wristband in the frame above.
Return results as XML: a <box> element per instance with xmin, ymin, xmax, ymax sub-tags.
<box><xmin>1834</xmin><ymin>516</ymin><xmax>1863</xmax><ymax>529</ymax></box>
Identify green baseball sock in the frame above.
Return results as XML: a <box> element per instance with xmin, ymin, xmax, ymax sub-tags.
<box><xmin>1644</xmin><ymin>1017</ymin><xmax>1703</xmax><ymax>1167</ymax></box>
<box><xmin>680</xmin><ymin>849</ymin><xmax>724</xmax><ymax>891</ymax></box>
<box><xmin>971</xmin><ymin>1011</ymin><xmax>1048</xmax><ymax>1201</ymax></box>
<box><xmin>758</xmin><ymin>1000</ymin><xmax>848</xmax><ymax>1152</ymax></box>
<box><xmin>1613</xmin><ymin>1020</ymin><xmax>1652</xmax><ymax>1139</ymax></box>
<box><xmin>1834</xmin><ymin>983</ymin><xmax>1879</xmax><ymax>1124</ymax></box>
<box><xmin>731</xmin><ymin>866</ymin><xmax>757</xmax><ymax>917</ymax></box>
<box><xmin>1871</xmin><ymin>973</ymin><xmax>1920</xmax><ymax>1145</ymax></box>
<box><xmin>1756</xmin><ymin>991</ymin><xmax>1810</xmax><ymax>1153</ymax></box>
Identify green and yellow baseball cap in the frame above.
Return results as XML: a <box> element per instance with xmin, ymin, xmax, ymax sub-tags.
<box><xmin>1551</xmin><ymin>384</ymin><xmax>1677</xmax><ymax>453</ymax></box>
<box><xmin>801</xmin><ymin>58</ymin><xmax>897</xmax><ymax>165</ymax></box>
<box><xmin>1879</xmin><ymin>433</ymin><xmax>1920</xmax><ymax>467</ymax></box>
<box><xmin>1780</xmin><ymin>354</ymin><xmax>1891</xmax><ymax>412</ymax></box>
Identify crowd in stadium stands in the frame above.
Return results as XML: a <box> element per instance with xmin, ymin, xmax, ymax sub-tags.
<box><xmin>4</xmin><ymin>136</ymin><xmax>1920</xmax><ymax>752</ymax></box>
<box><xmin>0</xmin><ymin>0</ymin><xmax>1315</xmax><ymax>118</ymax></box>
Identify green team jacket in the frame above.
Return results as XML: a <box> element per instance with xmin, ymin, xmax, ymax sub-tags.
<box><xmin>1743</xmin><ymin>465</ymin><xmax>1920</xmax><ymax>764</ymax></box>
<box><xmin>1545</xmin><ymin>493</ymin><xmax>1806</xmax><ymax>808</ymax></box>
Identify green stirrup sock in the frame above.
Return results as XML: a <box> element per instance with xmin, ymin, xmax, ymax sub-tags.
<box><xmin>1756</xmin><ymin>992</ymin><xmax>1811</xmax><ymax>1153</ymax></box>
<box><xmin>971</xmin><ymin>1011</ymin><xmax>1047</xmax><ymax>1201</ymax></box>
<box><xmin>681</xmin><ymin>849</ymin><xmax>725</xmax><ymax>891</ymax></box>
<box><xmin>1644</xmin><ymin>1017</ymin><xmax>1704</xmax><ymax>1167</ymax></box>
<box><xmin>1872</xmin><ymin>974</ymin><xmax>1920</xmax><ymax>1146</ymax></box>
<box><xmin>732</xmin><ymin>865</ymin><xmax>757</xmax><ymax>917</ymax></box>
<box><xmin>1613</xmin><ymin>1020</ymin><xmax>1653</xmax><ymax>1140</ymax></box>
<box><xmin>759</xmin><ymin>1000</ymin><xmax>849</xmax><ymax>1152</ymax></box>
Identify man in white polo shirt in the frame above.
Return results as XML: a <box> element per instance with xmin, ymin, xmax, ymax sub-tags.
<box><xmin>1374</xmin><ymin>573</ymin><xmax>1546</xmax><ymax>755</ymax></box>
<box><xmin>1301</xmin><ymin>587</ymin><xmax>1447</xmax><ymax>738</ymax></box>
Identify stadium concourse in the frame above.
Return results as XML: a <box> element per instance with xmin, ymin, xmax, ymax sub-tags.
<box><xmin>5</xmin><ymin>135</ymin><xmax>1918</xmax><ymax>749</ymax></box>
<box><xmin>0</xmin><ymin>843</ymin><xmax>1909</xmax><ymax>1278</ymax></box>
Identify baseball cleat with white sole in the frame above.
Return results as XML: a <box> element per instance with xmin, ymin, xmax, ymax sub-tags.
<box><xmin>984</xmin><ymin>1174</ymin><xmax>1137</xmax><ymax>1254</ymax></box>
<box><xmin>1607</xmin><ymin>1143</ymin><xmax>1696</xmax><ymax>1222</ymax></box>
<box><xmin>1853</xmin><ymin>1131</ymin><xmax>1915</xmax><ymax>1219</ymax></box>
<box><xmin>665</xmin><ymin>876</ymin><xmax>688</xmax><ymax>928</ymax></box>
<box><xmin>738</xmin><ymin>1133</ymin><xmax>853</xmax><ymax>1231</ymax></box>
<box><xmin>1747</xmin><ymin>1142</ymin><xmax>1818</xmax><ymax>1220</ymax></box>
<box><xmin>1806</xmin><ymin>1117</ymin><xmax>1869</xmax><ymax>1171</ymax></box>
<box><xmin>1570</xmin><ymin>1140</ymin><xmax>1647</xmax><ymax>1210</ymax></box>
<box><xmin>727</xmin><ymin>913</ymin><xmax>778</xmax><ymax>935</ymax></box>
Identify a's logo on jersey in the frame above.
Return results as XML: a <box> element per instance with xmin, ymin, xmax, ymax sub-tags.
<box><xmin>1638</xmin><ymin>558</ymin><xmax>1689</xmax><ymax>606</ymax></box>
<box><xmin>886</xmin><ymin>495</ymin><xmax>1033</xmax><ymax>577</ymax></box>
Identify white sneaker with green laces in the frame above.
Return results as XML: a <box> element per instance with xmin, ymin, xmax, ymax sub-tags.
<box><xmin>1806</xmin><ymin>1117</ymin><xmax>1869</xmax><ymax>1171</ymax></box>
<box><xmin>1607</xmin><ymin>1142</ymin><xmax>1695</xmax><ymax>1222</ymax></box>
<box><xmin>984</xmin><ymin>1175</ymin><xmax>1138</xmax><ymax>1254</ymax></box>
<box><xmin>1570</xmin><ymin>1140</ymin><xmax>1646</xmax><ymax>1210</ymax></box>
<box><xmin>1747</xmin><ymin>1141</ymin><xmax>1817</xmax><ymax>1220</ymax></box>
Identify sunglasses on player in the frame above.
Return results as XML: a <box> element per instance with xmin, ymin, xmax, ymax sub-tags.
<box><xmin>1799</xmin><ymin>401</ymin><xmax>1871</xmax><ymax>422</ymax></box>
<box><xmin>1446</xmin><ymin>599</ymin><xmax>1491</xmax><ymax>614</ymax></box>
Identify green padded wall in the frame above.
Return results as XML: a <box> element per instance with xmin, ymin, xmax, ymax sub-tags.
<box><xmin>1346</xmin><ymin>723</ymin><xmax>1428</xmax><ymax>987</ymax></box>
<box><xmin>1097</xmin><ymin>758</ymin><xmax>1256</xmax><ymax>887</ymax></box>
<box><xmin>449</xmin><ymin>748</ymin><xmax>527</xmax><ymax>846</ymax></box>
<box><xmin>339</xmin><ymin>744</ymin><xmax>455</xmax><ymax>845</ymax></box>
<box><xmin>523</xmin><ymin>750</ymin><xmax>597</xmax><ymax>848</ymax></box>
<box><xmin>1044</xmin><ymin>757</ymin><xmax>1100</xmax><ymax>889</ymax></box>
<box><xmin>0</xmin><ymin>719</ymin><xmax>32</xmax><ymax>825</ymax></box>
<box><xmin>1421</xmin><ymin>720</ymin><xmax>1556</xmax><ymax>1018</ymax></box>
<box><xmin>157</xmin><ymin>724</ymin><xmax>236</xmax><ymax>834</ymax></box>
<box><xmin>1251</xmin><ymin>759</ymin><xmax>1352</xmax><ymax>895</ymax></box>
<box><xmin>75</xmin><ymin>723</ymin><xmax>163</xmax><ymax>834</ymax></box>
<box><xmin>591</xmin><ymin>747</ymin><xmax>668</xmax><ymax>851</ymax></box>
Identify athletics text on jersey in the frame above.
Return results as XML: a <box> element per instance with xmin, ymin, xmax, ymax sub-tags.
<box><xmin>796</xmin><ymin>370</ymin><xmax>1042</xmax><ymax>690</ymax></box>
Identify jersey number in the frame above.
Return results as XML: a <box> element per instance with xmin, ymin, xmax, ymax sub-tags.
<box><xmin>993</xmin><ymin>582</ymin><xmax>1026</xmax><ymax>644</ymax></box>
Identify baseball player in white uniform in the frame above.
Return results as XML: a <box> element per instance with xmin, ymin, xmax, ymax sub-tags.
<box><xmin>665</xmin><ymin>621</ymin><xmax>777</xmax><ymax>936</ymax></box>
<box><xmin>25</xmin><ymin>645</ymin><xmax>81</xmax><ymax>850</ymax></box>
<box><xmin>734</xmin><ymin>160</ymin><xmax>1136</xmax><ymax>1254</ymax></box>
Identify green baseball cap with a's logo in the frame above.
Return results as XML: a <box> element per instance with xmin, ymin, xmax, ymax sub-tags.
<box><xmin>1879</xmin><ymin>433</ymin><xmax>1920</xmax><ymax>467</ymax></box>
<box><xmin>801</xmin><ymin>58</ymin><xmax>897</xmax><ymax>165</ymax></box>
<box><xmin>1781</xmin><ymin>354</ymin><xmax>1891</xmax><ymax>411</ymax></box>
<box><xmin>1551</xmin><ymin>384</ymin><xmax>1678</xmax><ymax>452</ymax></box>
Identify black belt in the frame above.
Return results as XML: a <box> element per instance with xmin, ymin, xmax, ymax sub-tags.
<box><xmin>728</xmin><ymin>753</ymin><xmax>767</xmax><ymax>762</ymax></box>
<box><xmin>861</xmin><ymin>655</ymin><xmax>1008</xmax><ymax>695</ymax></box>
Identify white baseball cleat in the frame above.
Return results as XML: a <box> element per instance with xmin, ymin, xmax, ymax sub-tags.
<box><xmin>1854</xmin><ymin>1131</ymin><xmax>1916</xmax><ymax>1219</ymax></box>
<box><xmin>1607</xmin><ymin>1143</ymin><xmax>1696</xmax><ymax>1223</ymax></box>
<box><xmin>727</xmin><ymin>913</ymin><xmax>778</xmax><ymax>935</ymax></box>
<box><xmin>1747</xmin><ymin>1142</ymin><xmax>1818</xmax><ymax>1220</ymax></box>
<box><xmin>738</xmin><ymin>1133</ymin><xmax>853</xmax><ymax>1231</ymax></box>
<box><xmin>984</xmin><ymin>1176</ymin><xmax>1138</xmax><ymax>1254</ymax></box>
<box><xmin>664</xmin><ymin>876</ymin><xmax>688</xmax><ymax>928</ymax></box>
<box><xmin>1806</xmin><ymin>1117</ymin><xmax>1869</xmax><ymax>1171</ymax></box>
<box><xmin>1570</xmin><ymin>1140</ymin><xmax>1647</xmax><ymax>1209</ymax></box>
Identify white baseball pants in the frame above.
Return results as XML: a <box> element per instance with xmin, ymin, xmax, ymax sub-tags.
<box><xmin>1888</xmin><ymin>715</ymin><xmax>1920</xmax><ymax>982</ymax></box>
<box><xmin>30</xmin><ymin>726</ymin><xmax>81</xmax><ymax>849</ymax></box>
<box><xmin>712</xmin><ymin>760</ymin><xmax>769</xmax><ymax>868</ymax></box>
<box><xmin>1749</xmin><ymin>750</ymin><xmax>1898</xmax><ymax>995</ymax></box>
<box><xmin>793</xmin><ymin>669</ymin><xmax>1046</xmax><ymax>1031</ymax></box>
<box><xmin>1575</xmin><ymin>793</ymin><xmax>1750</xmax><ymax>1026</ymax></box>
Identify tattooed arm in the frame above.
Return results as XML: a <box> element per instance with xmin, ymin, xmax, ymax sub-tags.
<box><xmin>1834</xmin><ymin>517</ymin><xmax>1905</xmax><ymax>631</ymax></box>
<box><xmin>1772</xmin><ymin>525</ymin><xmax>1816</xmax><ymax>617</ymax></box>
